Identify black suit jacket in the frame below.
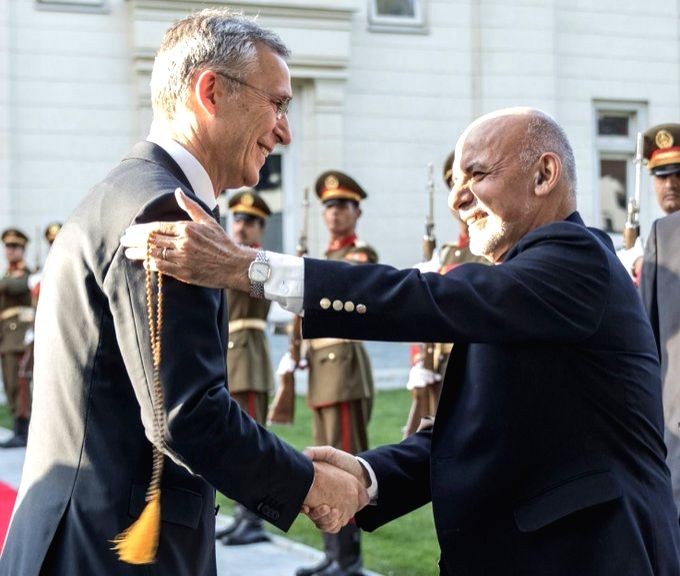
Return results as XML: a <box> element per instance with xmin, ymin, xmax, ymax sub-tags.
<box><xmin>0</xmin><ymin>142</ymin><xmax>313</xmax><ymax>576</ymax></box>
<box><xmin>641</xmin><ymin>210</ymin><xmax>680</xmax><ymax>518</ymax></box>
<box><xmin>302</xmin><ymin>212</ymin><xmax>680</xmax><ymax>576</ymax></box>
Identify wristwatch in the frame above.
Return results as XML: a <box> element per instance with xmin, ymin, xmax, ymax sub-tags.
<box><xmin>248</xmin><ymin>250</ymin><xmax>270</xmax><ymax>299</ymax></box>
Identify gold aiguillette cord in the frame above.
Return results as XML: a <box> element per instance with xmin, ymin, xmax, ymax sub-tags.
<box><xmin>111</xmin><ymin>233</ymin><xmax>165</xmax><ymax>564</ymax></box>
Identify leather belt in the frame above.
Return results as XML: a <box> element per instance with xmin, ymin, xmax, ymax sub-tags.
<box><xmin>307</xmin><ymin>337</ymin><xmax>352</xmax><ymax>351</ymax></box>
<box><xmin>0</xmin><ymin>306</ymin><xmax>34</xmax><ymax>323</ymax></box>
<box><xmin>228</xmin><ymin>318</ymin><xmax>267</xmax><ymax>334</ymax></box>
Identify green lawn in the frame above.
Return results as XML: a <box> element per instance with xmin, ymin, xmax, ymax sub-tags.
<box><xmin>0</xmin><ymin>389</ymin><xmax>439</xmax><ymax>575</ymax></box>
<box><xmin>0</xmin><ymin>402</ymin><xmax>11</xmax><ymax>430</ymax></box>
<box><xmin>217</xmin><ymin>389</ymin><xmax>440</xmax><ymax>576</ymax></box>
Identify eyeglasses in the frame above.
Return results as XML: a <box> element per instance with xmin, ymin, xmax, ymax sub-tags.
<box><xmin>216</xmin><ymin>72</ymin><xmax>291</xmax><ymax>120</ymax></box>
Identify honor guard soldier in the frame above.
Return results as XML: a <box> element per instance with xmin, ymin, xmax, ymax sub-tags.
<box><xmin>296</xmin><ymin>171</ymin><xmax>377</xmax><ymax>576</ymax></box>
<box><xmin>640</xmin><ymin>123</ymin><xmax>680</xmax><ymax>520</ymax></box>
<box><xmin>0</xmin><ymin>228</ymin><xmax>34</xmax><ymax>448</ymax></box>
<box><xmin>403</xmin><ymin>151</ymin><xmax>488</xmax><ymax>437</ymax></box>
<box><xmin>644</xmin><ymin>123</ymin><xmax>680</xmax><ymax>216</ymax></box>
<box><xmin>618</xmin><ymin>124</ymin><xmax>680</xmax><ymax>283</ymax></box>
<box><xmin>216</xmin><ymin>191</ymin><xmax>275</xmax><ymax>546</ymax></box>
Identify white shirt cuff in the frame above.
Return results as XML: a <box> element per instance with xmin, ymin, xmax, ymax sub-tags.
<box><xmin>263</xmin><ymin>252</ymin><xmax>305</xmax><ymax>315</ymax></box>
<box><xmin>356</xmin><ymin>456</ymin><xmax>378</xmax><ymax>503</ymax></box>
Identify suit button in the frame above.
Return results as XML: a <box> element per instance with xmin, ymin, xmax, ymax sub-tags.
<box><xmin>332</xmin><ymin>299</ymin><xmax>343</xmax><ymax>311</ymax></box>
<box><xmin>344</xmin><ymin>301</ymin><xmax>355</xmax><ymax>312</ymax></box>
<box><xmin>228</xmin><ymin>341</ymin><xmax>234</xmax><ymax>349</ymax></box>
<box><xmin>356</xmin><ymin>304</ymin><xmax>367</xmax><ymax>314</ymax></box>
<box><xmin>320</xmin><ymin>298</ymin><xmax>331</xmax><ymax>310</ymax></box>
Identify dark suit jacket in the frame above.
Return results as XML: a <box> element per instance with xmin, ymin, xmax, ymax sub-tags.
<box><xmin>302</xmin><ymin>212</ymin><xmax>680</xmax><ymax>576</ymax></box>
<box><xmin>641</xmin><ymin>210</ymin><xmax>680</xmax><ymax>519</ymax></box>
<box><xmin>0</xmin><ymin>142</ymin><xmax>313</xmax><ymax>576</ymax></box>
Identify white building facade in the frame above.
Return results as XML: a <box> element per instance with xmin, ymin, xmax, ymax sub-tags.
<box><xmin>1</xmin><ymin>0</ymin><xmax>678</xmax><ymax>267</ymax></box>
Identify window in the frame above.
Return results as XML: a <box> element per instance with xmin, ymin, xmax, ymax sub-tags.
<box><xmin>593</xmin><ymin>103</ymin><xmax>647</xmax><ymax>235</ymax></box>
<box><xmin>222</xmin><ymin>154</ymin><xmax>285</xmax><ymax>254</ymax></box>
<box><xmin>36</xmin><ymin>0</ymin><xmax>107</xmax><ymax>12</ymax></box>
<box><xmin>368</xmin><ymin>0</ymin><xmax>427</xmax><ymax>33</ymax></box>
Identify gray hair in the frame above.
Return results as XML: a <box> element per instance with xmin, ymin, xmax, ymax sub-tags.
<box><xmin>518</xmin><ymin>113</ymin><xmax>577</xmax><ymax>197</ymax></box>
<box><xmin>150</xmin><ymin>8</ymin><xmax>290</xmax><ymax>119</ymax></box>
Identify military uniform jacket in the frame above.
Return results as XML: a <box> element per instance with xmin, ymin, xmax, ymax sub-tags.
<box><xmin>226</xmin><ymin>288</ymin><xmax>274</xmax><ymax>394</ymax></box>
<box><xmin>302</xmin><ymin>212</ymin><xmax>680</xmax><ymax>575</ymax></box>
<box><xmin>641</xmin><ymin>210</ymin><xmax>680</xmax><ymax>516</ymax></box>
<box><xmin>0</xmin><ymin>267</ymin><xmax>33</xmax><ymax>354</ymax></box>
<box><xmin>0</xmin><ymin>142</ymin><xmax>313</xmax><ymax>576</ymax></box>
<box><xmin>306</xmin><ymin>241</ymin><xmax>374</xmax><ymax>407</ymax></box>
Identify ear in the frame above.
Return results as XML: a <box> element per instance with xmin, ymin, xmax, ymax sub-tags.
<box><xmin>193</xmin><ymin>70</ymin><xmax>220</xmax><ymax>117</ymax></box>
<box><xmin>534</xmin><ymin>152</ymin><xmax>561</xmax><ymax>197</ymax></box>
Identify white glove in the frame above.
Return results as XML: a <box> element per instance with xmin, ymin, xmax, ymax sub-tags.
<box><xmin>414</xmin><ymin>252</ymin><xmax>441</xmax><ymax>274</ymax></box>
<box><xmin>616</xmin><ymin>237</ymin><xmax>644</xmax><ymax>278</ymax></box>
<box><xmin>406</xmin><ymin>363</ymin><xmax>442</xmax><ymax>391</ymax></box>
<box><xmin>276</xmin><ymin>352</ymin><xmax>297</xmax><ymax>375</ymax></box>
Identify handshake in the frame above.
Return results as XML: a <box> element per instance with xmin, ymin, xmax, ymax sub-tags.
<box><xmin>301</xmin><ymin>446</ymin><xmax>371</xmax><ymax>533</ymax></box>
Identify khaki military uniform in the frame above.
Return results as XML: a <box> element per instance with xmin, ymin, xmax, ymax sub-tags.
<box><xmin>306</xmin><ymin>240</ymin><xmax>376</xmax><ymax>454</ymax></box>
<box><xmin>0</xmin><ymin>265</ymin><xmax>33</xmax><ymax>420</ymax></box>
<box><xmin>226</xmin><ymin>288</ymin><xmax>273</xmax><ymax>425</ymax></box>
<box><xmin>434</xmin><ymin>235</ymin><xmax>488</xmax><ymax>377</ymax></box>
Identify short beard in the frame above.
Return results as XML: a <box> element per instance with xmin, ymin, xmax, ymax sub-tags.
<box><xmin>468</xmin><ymin>218</ymin><xmax>509</xmax><ymax>260</ymax></box>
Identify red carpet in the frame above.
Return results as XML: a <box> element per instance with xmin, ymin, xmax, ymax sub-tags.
<box><xmin>0</xmin><ymin>481</ymin><xmax>17</xmax><ymax>553</ymax></box>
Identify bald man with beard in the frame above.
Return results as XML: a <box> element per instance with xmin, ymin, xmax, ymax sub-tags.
<box><xmin>122</xmin><ymin>108</ymin><xmax>680</xmax><ymax>576</ymax></box>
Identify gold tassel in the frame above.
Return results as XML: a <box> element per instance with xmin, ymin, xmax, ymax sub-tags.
<box><xmin>111</xmin><ymin>490</ymin><xmax>161</xmax><ymax>564</ymax></box>
<box><xmin>111</xmin><ymin>234</ymin><xmax>166</xmax><ymax>564</ymax></box>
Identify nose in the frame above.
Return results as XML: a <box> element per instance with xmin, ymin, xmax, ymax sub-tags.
<box><xmin>274</xmin><ymin>114</ymin><xmax>292</xmax><ymax>146</ymax></box>
<box><xmin>448</xmin><ymin>179</ymin><xmax>473</xmax><ymax>213</ymax></box>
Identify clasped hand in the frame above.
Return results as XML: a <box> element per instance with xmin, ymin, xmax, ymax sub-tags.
<box><xmin>302</xmin><ymin>446</ymin><xmax>370</xmax><ymax>533</ymax></box>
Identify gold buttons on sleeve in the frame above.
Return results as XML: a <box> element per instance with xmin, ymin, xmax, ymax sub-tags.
<box><xmin>356</xmin><ymin>304</ymin><xmax>367</xmax><ymax>314</ymax></box>
<box><xmin>320</xmin><ymin>298</ymin><xmax>331</xmax><ymax>310</ymax></box>
<box><xmin>344</xmin><ymin>301</ymin><xmax>355</xmax><ymax>313</ymax></box>
<box><xmin>332</xmin><ymin>299</ymin><xmax>343</xmax><ymax>311</ymax></box>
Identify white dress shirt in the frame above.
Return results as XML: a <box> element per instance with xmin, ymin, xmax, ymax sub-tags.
<box><xmin>146</xmin><ymin>128</ymin><xmax>217</xmax><ymax>211</ymax></box>
<box><xmin>261</xmin><ymin>251</ymin><xmax>380</xmax><ymax>501</ymax></box>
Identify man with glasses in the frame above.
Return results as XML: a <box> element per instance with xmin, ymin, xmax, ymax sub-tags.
<box><xmin>0</xmin><ymin>10</ymin><xmax>368</xmax><ymax>576</ymax></box>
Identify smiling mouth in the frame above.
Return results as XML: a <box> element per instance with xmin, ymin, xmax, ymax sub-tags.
<box><xmin>258</xmin><ymin>145</ymin><xmax>270</xmax><ymax>158</ymax></box>
<box><xmin>464</xmin><ymin>212</ymin><xmax>487</xmax><ymax>227</ymax></box>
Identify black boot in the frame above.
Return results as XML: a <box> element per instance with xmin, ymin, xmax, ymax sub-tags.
<box><xmin>0</xmin><ymin>417</ymin><xmax>28</xmax><ymax>449</ymax></box>
<box><xmin>295</xmin><ymin>532</ymin><xmax>337</xmax><ymax>576</ymax></box>
<box><xmin>317</xmin><ymin>524</ymin><xmax>363</xmax><ymax>576</ymax></box>
<box><xmin>222</xmin><ymin>506</ymin><xmax>269</xmax><ymax>545</ymax></box>
<box><xmin>216</xmin><ymin>503</ymin><xmax>245</xmax><ymax>539</ymax></box>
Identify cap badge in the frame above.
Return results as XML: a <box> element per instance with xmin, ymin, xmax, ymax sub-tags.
<box><xmin>242</xmin><ymin>193</ymin><xmax>254</xmax><ymax>207</ymax></box>
<box><xmin>656</xmin><ymin>130</ymin><xmax>674</xmax><ymax>150</ymax></box>
<box><xmin>324</xmin><ymin>175</ymin><xmax>339</xmax><ymax>190</ymax></box>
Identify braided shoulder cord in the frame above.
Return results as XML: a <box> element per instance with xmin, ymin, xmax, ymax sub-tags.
<box><xmin>145</xmin><ymin>234</ymin><xmax>165</xmax><ymax>500</ymax></box>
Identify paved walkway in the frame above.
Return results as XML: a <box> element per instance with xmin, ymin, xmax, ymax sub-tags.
<box><xmin>0</xmin><ymin>426</ymin><xmax>381</xmax><ymax>576</ymax></box>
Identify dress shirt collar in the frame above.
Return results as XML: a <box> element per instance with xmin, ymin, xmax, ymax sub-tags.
<box><xmin>147</xmin><ymin>128</ymin><xmax>217</xmax><ymax>211</ymax></box>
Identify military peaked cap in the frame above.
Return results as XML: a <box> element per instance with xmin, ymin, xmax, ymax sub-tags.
<box><xmin>44</xmin><ymin>222</ymin><xmax>62</xmax><ymax>244</ymax></box>
<box><xmin>443</xmin><ymin>149</ymin><xmax>455</xmax><ymax>189</ymax></box>
<box><xmin>315</xmin><ymin>171</ymin><xmax>367</xmax><ymax>205</ymax></box>
<box><xmin>228</xmin><ymin>191</ymin><xmax>271</xmax><ymax>220</ymax></box>
<box><xmin>643</xmin><ymin>123</ymin><xmax>680</xmax><ymax>176</ymax></box>
<box><xmin>2</xmin><ymin>228</ymin><xmax>29</xmax><ymax>247</ymax></box>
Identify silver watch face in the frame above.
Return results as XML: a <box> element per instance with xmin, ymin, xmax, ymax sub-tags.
<box><xmin>249</xmin><ymin>261</ymin><xmax>270</xmax><ymax>283</ymax></box>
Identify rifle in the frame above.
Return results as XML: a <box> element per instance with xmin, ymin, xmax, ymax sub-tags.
<box><xmin>623</xmin><ymin>132</ymin><xmax>643</xmax><ymax>250</ymax></box>
<box><xmin>403</xmin><ymin>164</ymin><xmax>438</xmax><ymax>438</ymax></box>
<box><xmin>266</xmin><ymin>187</ymin><xmax>310</xmax><ymax>425</ymax></box>
<box><xmin>34</xmin><ymin>225</ymin><xmax>42</xmax><ymax>271</ymax></box>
